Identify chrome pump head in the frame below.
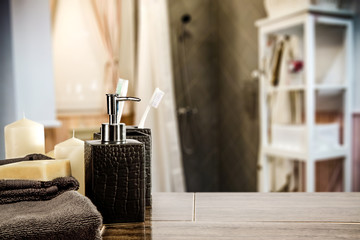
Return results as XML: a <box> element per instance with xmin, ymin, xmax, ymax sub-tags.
<box><xmin>101</xmin><ymin>94</ymin><xmax>140</xmax><ymax>143</ymax></box>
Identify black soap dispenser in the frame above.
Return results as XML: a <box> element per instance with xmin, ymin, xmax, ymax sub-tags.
<box><xmin>85</xmin><ymin>94</ymin><xmax>145</xmax><ymax>223</ymax></box>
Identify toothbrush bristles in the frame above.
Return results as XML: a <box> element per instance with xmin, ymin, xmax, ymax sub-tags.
<box><xmin>150</xmin><ymin>88</ymin><xmax>165</xmax><ymax>108</ymax></box>
<box><xmin>137</xmin><ymin>88</ymin><xmax>165</xmax><ymax>128</ymax></box>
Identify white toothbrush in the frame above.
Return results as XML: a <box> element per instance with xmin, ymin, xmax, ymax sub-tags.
<box><xmin>138</xmin><ymin>88</ymin><xmax>165</xmax><ymax>128</ymax></box>
<box><xmin>116</xmin><ymin>78</ymin><xmax>129</xmax><ymax>123</ymax></box>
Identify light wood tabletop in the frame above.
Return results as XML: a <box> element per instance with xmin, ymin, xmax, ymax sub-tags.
<box><xmin>103</xmin><ymin>193</ymin><xmax>360</xmax><ymax>239</ymax></box>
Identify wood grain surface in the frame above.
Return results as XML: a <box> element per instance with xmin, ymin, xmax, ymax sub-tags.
<box><xmin>102</xmin><ymin>193</ymin><xmax>360</xmax><ymax>239</ymax></box>
<box><xmin>196</xmin><ymin>193</ymin><xmax>360</xmax><ymax>222</ymax></box>
<box><xmin>104</xmin><ymin>222</ymin><xmax>360</xmax><ymax>240</ymax></box>
<box><xmin>150</xmin><ymin>192</ymin><xmax>194</xmax><ymax>221</ymax></box>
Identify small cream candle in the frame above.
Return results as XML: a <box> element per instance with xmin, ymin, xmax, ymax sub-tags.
<box><xmin>5</xmin><ymin>118</ymin><xmax>45</xmax><ymax>158</ymax></box>
<box><xmin>54</xmin><ymin>136</ymin><xmax>85</xmax><ymax>195</ymax></box>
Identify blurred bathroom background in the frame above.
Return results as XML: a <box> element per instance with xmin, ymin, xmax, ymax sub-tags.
<box><xmin>0</xmin><ymin>0</ymin><xmax>359</xmax><ymax>192</ymax></box>
<box><xmin>169</xmin><ymin>0</ymin><xmax>262</xmax><ymax>192</ymax></box>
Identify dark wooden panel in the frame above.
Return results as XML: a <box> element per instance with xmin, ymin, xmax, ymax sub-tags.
<box><xmin>103</xmin><ymin>221</ymin><xmax>360</xmax><ymax>239</ymax></box>
<box><xmin>353</xmin><ymin>113</ymin><xmax>360</xmax><ymax>192</ymax></box>
<box><xmin>103</xmin><ymin>222</ymin><xmax>148</xmax><ymax>240</ymax></box>
<box><xmin>195</xmin><ymin>193</ymin><xmax>360</xmax><ymax>222</ymax></box>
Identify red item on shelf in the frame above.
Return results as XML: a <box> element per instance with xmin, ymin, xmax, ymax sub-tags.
<box><xmin>289</xmin><ymin>60</ymin><xmax>303</xmax><ymax>73</ymax></box>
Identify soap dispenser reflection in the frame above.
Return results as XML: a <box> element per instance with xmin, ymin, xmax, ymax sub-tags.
<box><xmin>85</xmin><ymin>94</ymin><xmax>146</xmax><ymax>223</ymax></box>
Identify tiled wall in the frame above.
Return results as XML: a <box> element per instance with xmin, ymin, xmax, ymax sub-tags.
<box><xmin>168</xmin><ymin>0</ymin><xmax>265</xmax><ymax>191</ymax></box>
<box><xmin>217</xmin><ymin>0</ymin><xmax>265</xmax><ymax>191</ymax></box>
<box><xmin>168</xmin><ymin>0</ymin><xmax>220</xmax><ymax>191</ymax></box>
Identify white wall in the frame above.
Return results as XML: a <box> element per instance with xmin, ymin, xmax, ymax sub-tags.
<box><xmin>0</xmin><ymin>0</ymin><xmax>16</xmax><ymax>159</ymax></box>
<box><xmin>10</xmin><ymin>0</ymin><xmax>58</xmax><ymax>125</ymax></box>
<box><xmin>0</xmin><ymin>0</ymin><xmax>58</xmax><ymax>158</ymax></box>
<box><xmin>53</xmin><ymin>0</ymin><xmax>136</xmax><ymax>114</ymax></box>
<box><xmin>354</xmin><ymin>3</ymin><xmax>360</xmax><ymax>112</ymax></box>
<box><xmin>53</xmin><ymin>0</ymin><xmax>106</xmax><ymax>113</ymax></box>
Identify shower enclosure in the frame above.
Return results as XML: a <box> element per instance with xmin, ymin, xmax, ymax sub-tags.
<box><xmin>168</xmin><ymin>0</ymin><xmax>265</xmax><ymax>192</ymax></box>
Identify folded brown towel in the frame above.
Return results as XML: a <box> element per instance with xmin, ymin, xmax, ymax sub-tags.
<box><xmin>0</xmin><ymin>153</ymin><xmax>79</xmax><ymax>204</ymax></box>
<box><xmin>0</xmin><ymin>176</ymin><xmax>79</xmax><ymax>204</ymax></box>
<box><xmin>0</xmin><ymin>190</ymin><xmax>103</xmax><ymax>240</ymax></box>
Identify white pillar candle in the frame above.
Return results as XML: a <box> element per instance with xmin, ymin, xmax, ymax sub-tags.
<box><xmin>54</xmin><ymin>136</ymin><xmax>85</xmax><ymax>195</ymax></box>
<box><xmin>5</xmin><ymin>118</ymin><xmax>45</xmax><ymax>159</ymax></box>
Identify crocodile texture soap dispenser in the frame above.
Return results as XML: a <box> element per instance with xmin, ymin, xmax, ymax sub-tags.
<box><xmin>93</xmin><ymin>127</ymin><xmax>152</xmax><ymax>208</ymax></box>
<box><xmin>85</xmin><ymin>94</ymin><xmax>145</xmax><ymax>223</ymax></box>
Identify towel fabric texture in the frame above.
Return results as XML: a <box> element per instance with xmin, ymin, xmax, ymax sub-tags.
<box><xmin>0</xmin><ymin>176</ymin><xmax>79</xmax><ymax>204</ymax></box>
<box><xmin>0</xmin><ymin>154</ymin><xmax>79</xmax><ymax>204</ymax></box>
<box><xmin>0</xmin><ymin>153</ymin><xmax>103</xmax><ymax>239</ymax></box>
<box><xmin>0</xmin><ymin>191</ymin><xmax>103</xmax><ymax>240</ymax></box>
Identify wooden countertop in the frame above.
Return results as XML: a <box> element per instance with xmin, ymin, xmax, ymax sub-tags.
<box><xmin>103</xmin><ymin>193</ymin><xmax>360</xmax><ymax>239</ymax></box>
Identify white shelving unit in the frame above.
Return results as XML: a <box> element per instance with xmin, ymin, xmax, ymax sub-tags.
<box><xmin>256</xmin><ymin>9</ymin><xmax>354</xmax><ymax>192</ymax></box>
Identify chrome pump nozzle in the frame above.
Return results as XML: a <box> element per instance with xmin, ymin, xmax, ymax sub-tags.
<box><xmin>102</xmin><ymin>94</ymin><xmax>141</xmax><ymax>143</ymax></box>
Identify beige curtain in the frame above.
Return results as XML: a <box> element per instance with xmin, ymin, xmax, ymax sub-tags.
<box><xmin>135</xmin><ymin>0</ymin><xmax>186</xmax><ymax>192</ymax></box>
<box><xmin>50</xmin><ymin>0</ymin><xmax>58</xmax><ymax>29</ymax></box>
<box><xmin>91</xmin><ymin>0</ymin><xmax>122</xmax><ymax>93</ymax></box>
